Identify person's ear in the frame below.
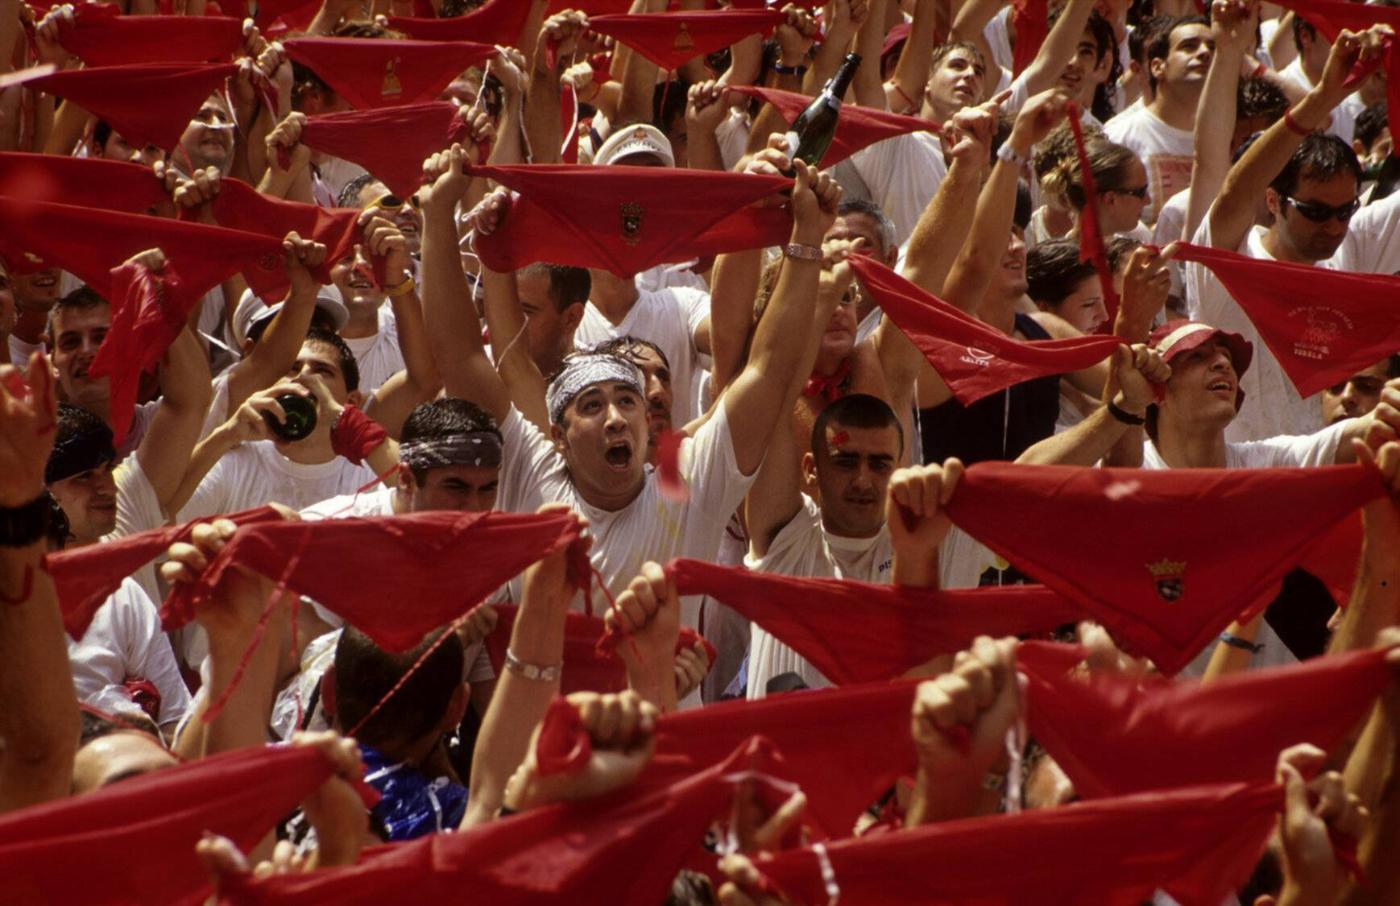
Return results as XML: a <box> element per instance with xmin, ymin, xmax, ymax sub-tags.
<box><xmin>1149</xmin><ymin>56</ymin><xmax>1167</xmax><ymax>83</ymax></box>
<box><xmin>551</xmin><ymin>420</ymin><xmax>568</xmax><ymax>456</ymax></box>
<box><xmin>348</xmin><ymin>389</ymin><xmax>365</xmax><ymax>409</ymax></box>
<box><xmin>561</xmin><ymin>301</ymin><xmax>585</xmax><ymax>333</ymax></box>
<box><xmin>1264</xmin><ymin>187</ymin><xmax>1283</xmax><ymax>221</ymax></box>
<box><xmin>398</xmin><ymin>463</ymin><xmax>417</xmax><ymax>495</ymax></box>
<box><xmin>801</xmin><ymin>450</ymin><xmax>819</xmax><ymax>489</ymax></box>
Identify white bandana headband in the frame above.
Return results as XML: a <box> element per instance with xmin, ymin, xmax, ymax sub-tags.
<box><xmin>546</xmin><ymin>354</ymin><xmax>645</xmax><ymax>424</ymax></box>
<box><xmin>400</xmin><ymin>432</ymin><xmax>504</xmax><ymax>470</ymax></box>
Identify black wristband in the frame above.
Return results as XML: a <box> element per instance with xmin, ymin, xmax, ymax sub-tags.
<box><xmin>773</xmin><ymin>62</ymin><xmax>808</xmax><ymax>76</ymax></box>
<box><xmin>1106</xmin><ymin>398</ymin><xmax>1146</xmax><ymax>426</ymax></box>
<box><xmin>0</xmin><ymin>494</ymin><xmax>52</xmax><ymax>547</ymax></box>
<box><xmin>1219</xmin><ymin>632</ymin><xmax>1263</xmax><ymax>654</ymax></box>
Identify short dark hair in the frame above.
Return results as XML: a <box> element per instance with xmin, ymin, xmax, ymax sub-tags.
<box><xmin>1130</xmin><ymin>15</ymin><xmax>1175</xmax><ymax>66</ymax></box>
<box><xmin>1354</xmin><ymin>102</ymin><xmax>1390</xmax><ymax>152</ymax></box>
<box><xmin>48</xmin><ymin>285</ymin><xmax>108</xmax><ymax>339</ymax></box>
<box><xmin>1388</xmin><ymin>353</ymin><xmax>1400</xmax><ymax>379</ymax></box>
<box><xmin>810</xmin><ymin>393</ymin><xmax>904</xmax><ymax>458</ymax></box>
<box><xmin>94</xmin><ymin>119</ymin><xmax>114</xmax><ymax>149</ymax></box>
<box><xmin>520</xmin><ymin>263</ymin><xmax>591</xmax><ymax>312</ymax></box>
<box><xmin>1292</xmin><ymin>13</ymin><xmax>1316</xmax><ymax>53</ymax></box>
<box><xmin>78</xmin><ymin>706</ymin><xmax>161</xmax><ymax>748</ymax></box>
<box><xmin>337</xmin><ymin>173</ymin><xmax>381</xmax><ymax>209</ymax></box>
<box><xmin>1051</xmin><ymin>8</ymin><xmax>1114</xmax><ymax>64</ymax></box>
<box><xmin>1026</xmin><ymin>240</ymin><xmax>1098</xmax><ymax>307</ymax></box>
<box><xmin>1015</xmin><ymin>179</ymin><xmax>1033</xmax><ymax>231</ymax></box>
<box><xmin>1269</xmin><ymin>133</ymin><xmax>1362</xmax><ymax>199</ymax></box>
<box><xmin>835</xmin><ymin>199</ymin><xmax>897</xmax><ymax>257</ymax></box>
<box><xmin>333</xmin><ymin>627</ymin><xmax>464</xmax><ymax>750</ymax></box>
<box><xmin>652</xmin><ymin>77</ymin><xmax>691</xmax><ymax>134</ymax></box>
<box><xmin>591</xmin><ymin>334</ymin><xmax>671</xmax><ymax>369</ymax></box>
<box><xmin>305</xmin><ymin>326</ymin><xmax>360</xmax><ymax>393</ymax></box>
<box><xmin>1146</xmin><ymin>15</ymin><xmax>1209</xmax><ymax>91</ymax></box>
<box><xmin>930</xmin><ymin>40</ymin><xmax>987</xmax><ymax>74</ymax></box>
<box><xmin>1237</xmin><ymin>76</ymin><xmax>1289</xmax><ymax>127</ymax></box>
<box><xmin>48</xmin><ymin>402</ymin><xmax>116</xmax><ymax>487</ymax></box>
<box><xmin>401</xmin><ymin>398</ymin><xmax>502</xmax><ymax>482</ymax></box>
<box><xmin>1105</xmin><ymin>235</ymin><xmax>1143</xmax><ymax>273</ymax></box>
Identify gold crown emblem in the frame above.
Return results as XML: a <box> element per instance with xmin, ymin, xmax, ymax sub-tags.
<box><xmin>673</xmin><ymin>22</ymin><xmax>694</xmax><ymax>50</ymax></box>
<box><xmin>1145</xmin><ymin>558</ymin><xmax>1186</xmax><ymax>578</ymax></box>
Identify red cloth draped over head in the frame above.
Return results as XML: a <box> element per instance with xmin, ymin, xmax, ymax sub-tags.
<box><xmin>283</xmin><ymin>38</ymin><xmax>495</xmax><ymax>110</ymax></box>
<box><xmin>944</xmin><ymin>461</ymin><xmax>1386</xmax><ymax>674</ymax></box>
<box><xmin>1066</xmin><ymin>105</ymin><xmax>1121</xmax><ymax>326</ymax></box>
<box><xmin>57</xmin><ymin>7</ymin><xmax>243</xmax><ymax>65</ymax></box>
<box><xmin>667</xmin><ymin>557</ymin><xmax>1084</xmax><ymax>686</ymax></box>
<box><xmin>218</xmin><ymin>737</ymin><xmax>784</xmax><ymax>906</ymax></box>
<box><xmin>639</xmin><ymin>681</ymin><xmax>923</xmax><ymax>836</ymax></box>
<box><xmin>386</xmin><ymin>0</ymin><xmax>535</xmax><ymax>44</ymax></box>
<box><xmin>21</xmin><ymin>62</ymin><xmax>237</xmax><ymax>151</ymax></box>
<box><xmin>297</xmin><ymin>102</ymin><xmax>468</xmax><ymax>197</ymax></box>
<box><xmin>468</xmin><ymin>163</ymin><xmax>792</xmax><ymax>277</ymax></box>
<box><xmin>727</xmin><ymin>86</ymin><xmax>941</xmax><ymax>168</ymax></box>
<box><xmin>757</xmin><ymin>780</ymin><xmax>1282</xmax><ymax>906</ymax></box>
<box><xmin>483</xmin><ymin>603</ymin><xmax>715</xmax><ymax>695</ymax></box>
<box><xmin>848</xmin><ymin>256</ymin><xmax>1122</xmax><ymax>405</ymax></box>
<box><xmin>43</xmin><ymin>506</ymin><xmax>282</xmax><ymax>641</ymax></box>
<box><xmin>0</xmin><ymin>151</ymin><xmax>168</xmax><ymax>215</ymax></box>
<box><xmin>0</xmin><ymin>743</ymin><xmax>337</xmax><ymax>905</ymax></box>
<box><xmin>1018</xmin><ymin>640</ymin><xmax>1394</xmax><ymax>799</ymax></box>
<box><xmin>166</xmin><ymin>510</ymin><xmax>588</xmax><ymax>650</ymax></box>
<box><xmin>586</xmin><ymin>9</ymin><xmax>785</xmax><ymax>71</ymax></box>
<box><xmin>1174</xmin><ymin>242</ymin><xmax>1400</xmax><ymax>398</ymax></box>
<box><xmin>1011</xmin><ymin>0</ymin><xmax>1049</xmax><ymax>76</ymax></box>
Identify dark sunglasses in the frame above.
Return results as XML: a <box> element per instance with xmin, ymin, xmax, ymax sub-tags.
<box><xmin>1112</xmin><ymin>185</ymin><xmax>1150</xmax><ymax>200</ymax></box>
<box><xmin>373</xmin><ymin>193</ymin><xmax>421</xmax><ymax>211</ymax></box>
<box><xmin>1283</xmin><ymin>195</ymin><xmax>1360</xmax><ymax>223</ymax></box>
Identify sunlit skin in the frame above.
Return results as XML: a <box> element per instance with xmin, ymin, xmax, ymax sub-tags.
<box><xmin>551</xmin><ymin>381</ymin><xmax>650</xmax><ymax>512</ymax></box>
<box><xmin>177</xmin><ymin>95</ymin><xmax>235</xmax><ymax>175</ymax></box>
<box><xmin>49</xmin><ymin>302</ymin><xmax>112</xmax><ymax>415</ymax></box>
<box><xmin>802</xmin><ymin>422</ymin><xmax>903</xmax><ymax>538</ymax></box>
<box><xmin>355</xmin><ymin>180</ymin><xmax>423</xmax><ymax>256</ymax></box>
<box><xmin>1321</xmin><ymin>360</ymin><xmax>1391</xmax><ymax>424</ymax></box>
<box><xmin>1157</xmin><ymin>338</ymin><xmax>1240</xmax><ymax>434</ymax></box>
<box><xmin>1098</xmin><ymin>157</ymin><xmax>1151</xmax><ymax>234</ymax></box>
<box><xmin>923</xmin><ymin>47</ymin><xmax>987</xmax><ymax>123</ymax></box>
<box><xmin>71</xmin><ymin>732</ymin><xmax>177</xmax><ymax>795</ymax></box>
<box><xmin>516</xmin><ymin>271</ymin><xmax>583</xmax><ymax>378</ymax></box>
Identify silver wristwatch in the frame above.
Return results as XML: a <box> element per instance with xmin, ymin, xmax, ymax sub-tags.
<box><xmin>505</xmin><ymin>648</ymin><xmax>561</xmax><ymax>682</ymax></box>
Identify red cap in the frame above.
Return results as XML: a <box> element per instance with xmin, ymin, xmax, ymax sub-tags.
<box><xmin>882</xmin><ymin>21</ymin><xmax>911</xmax><ymax>59</ymax></box>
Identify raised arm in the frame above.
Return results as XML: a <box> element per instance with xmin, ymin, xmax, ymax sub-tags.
<box><xmin>615</xmin><ymin>0</ymin><xmax>667</xmax><ymax>128</ymax></box>
<box><xmin>745</xmin><ymin>4</ymin><xmax>820</xmax><ymax>155</ymax></box>
<box><xmin>418</xmin><ymin>145</ymin><xmax>512</xmax><ymax>423</ymax></box>
<box><xmin>1207</xmin><ymin>27</ymin><xmax>1382</xmax><ymax>252</ymax></box>
<box><xmin>526</xmin><ymin>12</ymin><xmax>586</xmax><ymax>167</ymax></box>
<box><xmin>853</xmin><ymin>0</ymin><xmax>890</xmax><ymax>109</ymax></box>
<box><xmin>1183</xmin><ymin>0</ymin><xmax>1256</xmax><ymax>244</ymax></box>
<box><xmin>1017</xmin><ymin>0</ymin><xmax>1096</xmax><ymax>99</ymax></box>
<box><xmin>887</xmin><ymin>460</ymin><xmax>964</xmax><ymax>588</ymax></box>
<box><xmin>603</xmin><ymin>563</ymin><xmax>681</xmax><ymax>712</ymax></box>
<box><xmin>480</xmin><ymin>264</ymin><xmax>550</xmax><ymax>431</ymax></box>
<box><xmin>138</xmin><ymin>323</ymin><xmax>213</xmax><ymax>513</ymax></box>
<box><xmin>888</xmin><ymin>0</ymin><xmax>940</xmax><ymax>113</ymax></box>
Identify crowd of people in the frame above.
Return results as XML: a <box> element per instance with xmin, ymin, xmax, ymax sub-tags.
<box><xmin>1</xmin><ymin>0</ymin><xmax>1400</xmax><ymax>901</ymax></box>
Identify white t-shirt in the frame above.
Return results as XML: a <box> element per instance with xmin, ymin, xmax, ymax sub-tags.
<box><xmin>1153</xmin><ymin>188</ymin><xmax>1190</xmax><ymax>306</ymax></box>
<box><xmin>574</xmin><ymin>285</ymin><xmax>711</xmax><ymax>426</ymax></box>
<box><xmin>178</xmin><ymin>441</ymin><xmax>380</xmax><ymax>522</ymax></box>
<box><xmin>68</xmin><ymin>578</ymin><xmax>190</xmax><ymax>728</ymax></box>
<box><xmin>1103</xmin><ymin>106</ymin><xmax>1194</xmax><ymax>225</ymax></box>
<box><xmin>745</xmin><ymin>497</ymin><xmax>894</xmax><ymax>698</ymax></box>
<box><xmin>1142</xmin><ymin>418</ymin><xmax>1347</xmax><ymax>470</ymax></box>
<box><xmin>107</xmin><ymin>455</ymin><xmax>167</xmax><ymax>608</ymax></box>
<box><xmin>848</xmin><ymin>131</ymin><xmax>948</xmax><ymax>250</ymax></box>
<box><xmin>716</xmin><ymin>107</ymin><xmax>752</xmax><ymax>173</ymax></box>
<box><xmin>341</xmin><ymin>304</ymin><xmax>403</xmax><ymax>398</ymax></box>
<box><xmin>8</xmin><ymin>334</ymin><xmax>40</xmax><ymax>368</ymax></box>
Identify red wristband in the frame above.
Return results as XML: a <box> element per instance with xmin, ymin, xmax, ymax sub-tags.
<box><xmin>1283</xmin><ymin>108</ymin><xmax>1312</xmax><ymax>137</ymax></box>
<box><xmin>330</xmin><ymin>405</ymin><xmax>387</xmax><ymax>465</ymax></box>
<box><xmin>1251</xmin><ymin>61</ymin><xmax>1268</xmax><ymax>79</ymax></box>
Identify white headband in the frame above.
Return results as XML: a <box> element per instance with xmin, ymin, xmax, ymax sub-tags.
<box><xmin>546</xmin><ymin>354</ymin><xmax>645</xmax><ymax>424</ymax></box>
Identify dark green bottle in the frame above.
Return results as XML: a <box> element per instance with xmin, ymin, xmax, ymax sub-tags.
<box><xmin>263</xmin><ymin>393</ymin><xmax>317</xmax><ymax>442</ymax></box>
<box><xmin>782</xmin><ymin>53</ymin><xmax>862</xmax><ymax>169</ymax></box>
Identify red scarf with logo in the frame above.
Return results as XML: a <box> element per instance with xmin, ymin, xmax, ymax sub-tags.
<box><xmin>22</xmin><ymin>62</ymin><xmax>236</xmax><ymax>151</ymax></box>
<box><xmin>56</xmin><ymin>6</ymin><xmax>242</xmax><ymax>65</ymax></box>
<box><xmin>757</xmin><ymin>780</ymin><xmax>1281</xmax><ymax>906</ymax></box>
<box><xmin>283</xmin><ymin>38</ymin><xmax>495</xmax><ymax>110</ymax></box>
<box><xmin>296</xmin><ymin>102</ymin><xmax>469</xmax><ymax>197</ymax></box>
<box><xmin>386</xmin><ymin>0</ymin><xmax>535</xmax><ymax>44</ymax></box>
<box><xmin>667</xmin><ymin>557</ymin><xmax>1084</xmax><ymax>686</ymax></box>
<box><xmin>585</xmin><ymin>9</ymin><xmax>784</xmax><ymax>71</ymax></box>
<box><xmin>1018</xmin><ymin>640</ymin><xmax>1394</xmax><ymax>798</ymax></box>
<box><xmin>1175</xmin><ymin>242</ymin><xmax>1400</xmax><ymax>397</ymax></box>
<box><xmin>848</xmin><ymin>256</ymin><xmax>1122</xmax><ymax>405</ymax></box>
<box><xmin>727</xmin><ymin>85</ymin><xmax>942</xmax><ymax>167</ymax></box>
<box><xmin>467</xmin><ymin>163</ymin><xmax>791</xmax><ymax>277</ymax></box>
<box><xmin>944</xmin><ymin>461</ymin><xmax>1385</xmax><ymax>674</ymax></box>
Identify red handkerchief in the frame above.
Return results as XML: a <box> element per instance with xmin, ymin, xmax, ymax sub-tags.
<box><xmin>22</xmin><ymin>62</ymin><xmax>237</xmax><ymax>151</ymax></box>
<box><xmin>1174</xmin><ymin>242</ymin><xmax>1400</xmax><ymax>398</ymax></box>
<box><xmin>585</xmin><ymin>9</ymin><xmax>784</xmax><ymax>71</ymax></box>
<box><xmin>727</xmin><ymin>85</ymin><xmax>941</xmax><ymax>168</ymax></box>
<box><xmin>0</xmin><ymin>151</ymin><xmax>168</xmax><ymax>215</ymax></box>
<box><xmin>758</xmin><ymin>780</ymin><xmax>1281</xmax><ymax>906</ymax></box>
<box><xmin>945</xmin><ymin>461</ymin><xmax>1385</xmax><ymax>674</ymax></box>
<box><xmin>59</xmin><ymin>7</ymin><xmax>242</xmax><ymax>65</ymax></box>
<box><xmin>1011</xmin><ymin>0</ymin><xmax>1049</xmax><ymax>77</ymax></box>
<box><xmin>43</xmin><ymin>506</ymin><xmax>282</xmax><ymax>640</ymax></box>
<box><xmin>1273</xmin><ymin>0</ymin><xmax>1400</xmax><ymax>141</ymax></box>
<box><xmin>1297</xmin><ymin>511</ymin><xmax>1364</xmax><ymax>607</ymax></box>
<box><xmin>667</xmin><ymin>557</ymin><xmax>1083</xmax><ymax>686</ymax></box>
<box><xmin>0</xmin><ymin>744</ymin><xmax>336</xmax><ymax>906</ymax></box>
<box><xmin>848</xmin><ymin>256</ymin><xmax>1122</xmax><ymax>405</ymax></box>
<box><xmin>92</xmin><ymin>262</ymin><xmax>188</xmax><ymax>445</ymax></box>
<box><xmin>386</xmin><ymin>0</ymin><xmax>534</xmax><ymax>44</ymax></box>
<box><xmin>166</xmin><ymin>510</ymin><xmax>586</xmax><ymax>651</ymax></box>
<box><xmin>1067</xmin><ymin>106</ymin><xmax>1121</xmax><ymax>326</ymax></box>
<box><xmin>298</xmin><ymin>101</ymin><xmax>468</xmax><ymax>197</ymax></box>
<box><xmin>283</xmin><ymin>38</ymin><xmax>495</xmax><ymax>110</ymax></box>
<box><xmin>1019</xmin><ymin>640</ymin><xmax>1393</xmax><ymax>798</ymax></box>
<box><xmin>468</xmin><ymin>162</ymin><xmax>791</xmax><ymax>277</ymax></box>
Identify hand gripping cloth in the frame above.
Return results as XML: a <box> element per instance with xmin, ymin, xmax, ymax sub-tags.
<box><xmin>468</xmin><ymin>162</ymin><xmax>792</xmax><ymax>277</ymax></box>
<box><xmin>944</xmin><ymin>460</ymin><xmax>1386</xmax><ymax>674</ymax></box>
<box><xmin>848</xmin><ymin>256</ymin><xmax>1122</xmax><ymax>405</ymax></box>
<box><xmin>666</xmin><ymin>557</ymin><xmax>1084</xmax><ymax>685</ymax></box>
<box><xmin>728</xmin><ymin>85</ymin><xmax>942</xmax><ymax>168</ymax></box>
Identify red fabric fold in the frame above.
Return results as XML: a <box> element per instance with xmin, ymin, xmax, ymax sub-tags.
<box><xmin>0</xmin><ymin>743</ymin><xmax>335</xmax><ymax>906</ymax></box>
<box><xmin>534</xmin><ymin>696</ymin><xmax>593</xmax><ymax>777</ymax></box>
<box><xmin>283</xmin><ymin>38</ymin><xmax>495</xmax><ymax>110</ymax></box>
<box><xmin>386</xmin><ymin>0</ymin><xmax>535</xmax><ymax>44</ymax></box>
<box><xmin>90</xmin><ymin>262</ymin><xmax>185</xmax><ymax>445</ymax></box>
<box><xmin>585</xmin><ymin>9</ymin><xmax>784</xmax><ymax>71</ymax></box>
<box><xmin>0</xmin><ymin>151</ymin><xmax>168</xmax><ymax>215</ymax></box>
<box><xmin>848</xmin><ymin>256</ymin><xmax>1122</xmax><ymax>405</ymax></box>
<box><xmin>944</xmin><ymin>461</ymin><xmax>1385</xmax><ymax>674</ymax></box>
<box><xmin>297</xmin><ymin>102</ymin><xmax>468</xmax><ymax>197</ymax></box>
<box><xmin>167</xmin><ymin>510</ymin><xmax>586</xmax><ymax>651</ymax></box>
<box><xmin>43</xmin><ymin>506</ymin><xmax>282</xmax><ymax>641</ymax></box>
<box><xmin>1174</xmin><ymin>242</ymin><xmax>1400</xmax><ymax>398</ymax></box>
<box><xmin>468</xmin><ymin>162</ymin><xmax>792</xmax><ymax>277</ymax></box>
<box><xmin>59</xmin><ymin>7</ymin><xmax>242</xmax><ymax>65</ymax></box>
<box><xmin>1018</xmin><ymin>640</ymin><xmax>1394</xmax><ymax>798</ymax></box>
<box><xmin>220</xmin><ymin>737</ymin><xmax>783</xmax><ymax>906</ymax></box>
<box><xmin>1297</xmin><ymin>511</ymin><xmax>1364</xmax><ymax>607</ymax></box>
<box><xmin>758</xmin><ymin>780</ymin><xmax>1282</xmax><ymax>906</ymax></box>
<box><xmin>667</xmin><ymin>557</ymin><xmax>1084</xmax><ymax>686</ymax></box>
<box><xmin>727</xmin><ymin>85</ymin><xmax>941</xmax><ymax>167</ymax></box>
<box><xmin>22</xmin><ymin>62</ymin><xmax>237</xmax><ymax>151</ymax></box>
<box><xmin>1066</xmin><ymin>105</ymin><xmax>1121</xmax><ymax>327</ymax></box>
<box><xmin>1010</xmin><ymin>0</ymin><xmax>1049</xmax><ymax>77</ymax></box>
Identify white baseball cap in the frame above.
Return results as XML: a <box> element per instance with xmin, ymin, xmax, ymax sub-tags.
<box><xmin>592</xmin><ymin>123</ymin><xmax>676</xmax><ymax>168</ymax></box>
<box><xmin>236</xmin><ymin>288</ymin><xmax>350</xmax><ymax>343</ymax></box>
